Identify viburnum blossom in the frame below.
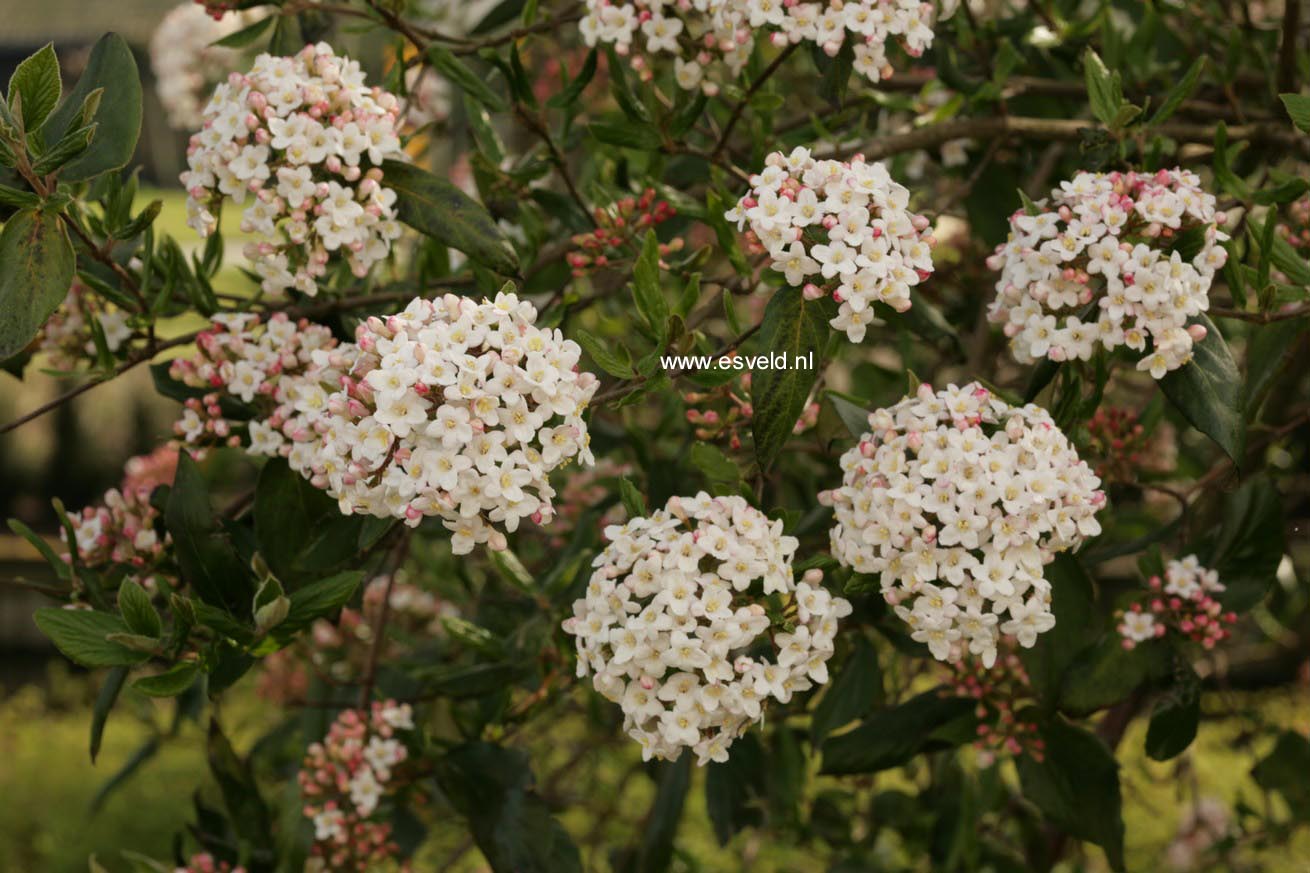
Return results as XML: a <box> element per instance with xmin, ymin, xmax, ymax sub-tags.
<box><xmin>168</xmin><ymin>312</ymin><xmax>338</xmax><ymax>453</ymax></box>
<box><xmin>180</xmin><ymin>43</ymin><xmax>406</xmax><ymax>297</ymax></box>
<box><xmin>567</xmin><ymin>189</ymin><xmax>678</xmax><ymax>277</ymax></box>
<box><xmin>150</xmin><ymin>3</ymin><xmax>251</xmax><ymax>130</ymax></box>
<box><xmin>299</xmin><ymin>701</ymin><xmax>414</xmax><ymax>871</ymax></box>
<box><xmin>64</xmin><ymin>482</ymin><xmax>168</xmax><ymax>571</ymax></box>
<box><xmin>945</xmin><ymin>645</ymin><xmax>1044</xmax><ymax>764</ymax></box>
<box><xmin>1118</xmin><ymin>555</ymin><xmax>1236</xmax><ymax>650</ymax></box>
<box><xmin>36</xmin><ymin>281</ymin><xmax>134</xmax><ymax>370</ymax></box>
<box><xmin>280</xmin><ymin>292</ymin><xmax>599</xmax><ymax>553</ymax></box>
<box><xmin>820</xmin><ymin>382</ymin><xmax>1105</xmax><ymax>667</ymax></box>
<box><xmin>563</xmin><ymin>493</ymin><xmax>852</xmax><ymax>765</ymax></box>
<box><xmin>986</xmin><ymin>169</ymin><xmax>1229</xmax><ymax>379</ymax></box>
<box><xmin>579</xmin><ymin>0</ymin><xmax>949</xmax><ymax>94</ymax></box>
<box><xmin>683</xmin><ymin>368</ymin><xmax>819</xmax><ymax>451</ymax></box>
<box><xmin>726</xmin><ymin>147</ymin><xmax>936</xmax><ymax>342</ymax></box>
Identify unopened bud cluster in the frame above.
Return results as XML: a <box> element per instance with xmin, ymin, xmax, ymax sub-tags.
<box><xmin>181</xmin><ymin>43</ymin><xmax>406</xmax><ymax>297</ymax></box>
<box><xmin>945</xmin><ymin>646</ymin><xmax>1044</xmax><ymax>765</ymax></box>
<box><xmin>1118</xmin><ymin>556</ymin><xmax>1236</xmax><ymax>650</ymax></box>
<box><xmin>564</xmin><ymin>493</ymin><xmax>851</xmax><ymax>765</ymax></box>
<box><xmin>567</xmin><ymin>189</ymin><xmax>677</xmax><ymax>277</ymax></box>
<box><xmin>727</xmin><ymin>147</ymin><xmax>935</xmax><ymax>342</ymax></box>
<box><xmin>821</xmin><ymin>382</ymin><xmax>1104</xmax><ymax>666</ymax></box>
<box><xmin>683</xmin><ymin>368</ymin><xmax>818</xmax><ymax>451</ymax></box>
<box><xmin>986</xmin><ymin>169</ymin><xmax>1228</xmax><ymax>379</ymax></box>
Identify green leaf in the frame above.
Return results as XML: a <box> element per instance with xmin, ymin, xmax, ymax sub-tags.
<box><xmin>254</xmin><ymin>458</ymin><xmax>380</xmax><ymax>585</ymax></box>
<box><xmin>30</xmin><ymin>122</ymin><xmax>96</xmax><ymax>175</ymax></box>
<box><xmin>435</xmin><ymin>743</ymin><xmax>583</xmax><ymax>873</ymax></box>
<box><xmin>705</xmin><ymin>733</ymin><xmax>766</xmax><ymax>844</ymax></box>
<box><xmin>1252</xmin><ymin>731</ymin><xmax>1310</xmax><ymax>820</ymax></box>
<box><xmin>1158</xmin><ymin>313</ymin><xmax>1245</xmax><ymax>462</ymax></box>
<box><xmin>33</xmin><ymin>607</ymin><xmax>149</xmax><ymax>668</ymax></box>
<box><xmin>1245</xmin><ymin>319</ymin><xmax>1308</xmax><ymax>416</ymax></box>
<box><xmin>0</xmin><ymin>183</ymin><xmax>39</xmax><ymax>208</ymax></box>
<box><xmin>1266</xmin><ymin>231</ymin><xmax>1310</xmax><ymax>285</ymax></box>
<box><xmin>133</xmin><ymin>662</ymin><xmax>200</xmax><ymax>697</ymax></box>
<box><xmin>8</xmin><ymin>517</ymin><xmax>71</xmax><ymax>580</ymax></box>
<box><xmin>618</xmin><ymin>476</ymin><xmax>647</xmax><ymax>518</ymax></box>
<box><xmin>574</xmin><ymin>327</ymin><xmax>633</xmax><ymax>378</ymax></box>
<box><xmin>166</xmin><ymin>454</ymin><xmax>256</xmax><ymax>615</ymax></box>
<box><xmin>632</xmin><ymin>231</ymin><xmax>670</xmax><ymax>341</ymax></box>
<box><xmin>750</xmin><ymin>287</ymin><xmax>829</xmax><ymax>472</ymax></box>
<box><xmin>42</xmin><ymin>33</ymin><xmax>141</xmax><ymax>181</ymax></box>
<box><xmin>587</xmin><ymin>118</ymin><xmax>663</xmax><ymax>150</ymax></box>
<box><xmin>1145</xmin><ymin>686</ymin><xmax>1200</xmax><ymax>761</ymax></box>
<box><xmin>0</xmin><ymin>207</ymin><xmax>75</xmax><ymax>360</ymax></box>
<box><xmin>1279</xmin><ymin>93</ymin><xmax>1310</xmax><ymax>132</ymax></box>
<box><xmin>547</xmin><ymin>48</ymin><xmax>598</xmax><ymax>109</ymax></box>
<box><xmin>1204</xmin><ymin>476</ymin><xmax>1285</xmax><ymax>612</ymax></box>
<box><xmin>211</xmin><ymin>14</ymin><xmax>275</xmax><ymax>49</ymax></box>
<box><xmin>624</xmin><ymin>757</ymin><xmax>691</xmax><ymax>873</ymax></box>
<box><xmin>426</xmin><ymin>45</ymin><xmax>507</xmax><ymax>112</ymax></box>
<box><xmin>688</xmin><ymin>442</ymin><xmax>742</xmax><ymax>495</ymax></box>
<box><xmin>279</xmin><ymin>570</ymin><xmax>364</xmax><ymax>635</ymax></box>
<box><xmin>90</xmin><ymin>666</ymin><xmax>128</xmax><ymax>763</ymax></box>
<box><xmin>825</xmin><ymin>391</ymin><xmax>872</xmax><ymax>439</ymax></box>
<box><xmin>1083</xmin><ymin>48</ymin><xmax>1122</xmax><ymax>127</ymax></box>
<box><xmin>810</xmin><ymin>635</ymin><xmax>881</xmax><ymax>745</ymax></box>
<box><xmin>1018</xmin><ymin>720</ymin><xmax>1125</xmax><ymax>871</ymax></box>
<box><xmin>1059</xmin><ymin>636</ymin><xmax>1167</xmax><ymax>715</ymax></box>
<box><xmin>1149</xmin><ymin>57</ymin><xmax>1206</xmax><ymax>126</ymax></box>
<box><xmin>381</xmin><ymin>159</ymin><xmax>518</xmax><ymax>275</ymax></box>
<box><xmin>117</xmin><ymin>579</ymin><xmax>162</xmax><ymax>638</ymax></box>
<box><xmin>1021</xmin><ymin>553</ymin><xmax>1097</xmax><ymax>706</ymax></box>
<box><xmin>8</xmin><ymin>43</ymin><xmax>61</xmax><ymax>130</ymax></box>
<box><xmin>207</xmin><ymin>717</ymin><xmax>273</xmax><ymax>847</ymax></box>
<box><xmin>820</xmin><ymin>690</ymin><xmax>974</xmax><ymax>774</ymax></box>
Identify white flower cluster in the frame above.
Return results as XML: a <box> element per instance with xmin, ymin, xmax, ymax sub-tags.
<box><xmin>37</xmin><ymin>282</ymin><xmax>133</xmax><ymax>370</ymax></box>
<box><xmin>726</xmin><ymin>147</ymin><xmax>935</xmax><ymax>342</ymax></box>
<box><xmin>580</xmin><ymin>0</ymin><xmax>946</xmax><ymax>94</ymax></box>
<box><xmin>820</xmin><ymin>382</ymin><xmax>1104</xmax><ymax>667</ymax></box>
<box><xmin>281</xmin><ymin>293</ymin><xmax>599</xmax><ymax>554</ymax></box>
<box><xmin>150</xmin><ymin>3</ymin><xmax>250</xmax><ymax>130</ymax></box>
<box><xmin>180</xmin><ymin>43</ymin><xmax>406</xmax><ymax>298</ymax></box>
<box><xmin>1161</xmin><ymin>554</ymin><xmax>1224</xmax><ymax>600</ymax></box>
<box><xmin>563</xmin><ymin>493</ymin><xmax>851</xmax><ymax>765</ymax></box>
<box><xmin>986</xmin><ymin>169</ymin><xmax>1229</xmax><ymax>379</ymax></box>
<box><xmin>168</xmin><ymin>312</ymin><xmax>337</xmax><ymax>451</ymax></box>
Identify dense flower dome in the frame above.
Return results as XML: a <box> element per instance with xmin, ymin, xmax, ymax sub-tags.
<box><xmin>580</xmin><ymin>0</ymin><xmax>950</xmax><ymax>94</ymax></box>
<box><xmin>986</xmin><ymin>169</ymin><xmax>1229</xmax><ymax>378</ymax></box>
<box><xmin>168</xmin><ymin>312</ymin><xmax>338</xmax><ymax>453</ymax></box>
<box><xmin>726</xmin><ymin>147</ymin><xmax>935</xmax><ymax>342</ymax></box>
<box><xmin>150</xmin><ymin>3</ymin><xmax>251</xmax><ymax>130</ymax></box>
<box><xmin>820</xmin><ymin>382</ymin><xmax>1104</xmax><ymax>666</ymax></box>
<box><xmin>279</xmin><ymin>292</ymin><xmax>599</xmax><ymax>554</ymax></box>
<box><xmin>180</xmin><ymin>43</ymin><xmax>407</xmax><ymax>298</ymax></box>
<box><xmin>564</xmin><ymin>493</ymin><xmax>851</xmax><ymax>765</ymax></box>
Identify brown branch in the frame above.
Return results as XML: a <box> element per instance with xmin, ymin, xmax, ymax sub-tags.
<box><xmin>358</xmin><ymin>529</ymin><xmax>413</xmax><ymax>708</ymax></box>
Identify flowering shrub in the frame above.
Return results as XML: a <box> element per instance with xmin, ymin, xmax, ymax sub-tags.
<box><xmin>2</xmin><ymin>3</ymin><xmax>1308</xmax><ymax>873</ymax></box>
<box><xmin>565</xmin><ymin>493</ymin><xmax>851</xmax><ymax>763</ymax></box>
<box><xmin>728</xmin><ymin>147</ymin><xmax>935</xmax><ymax>341</ymax></box>
<box><xmin>822</xmin><ymin>382</ymin><xmax>1104</xmax><ymax>665</ymax></box>
<box><xmin>181</xmin><ymin>43</ymin><xmax>406</xmax><ymax>297</ymax></box>
<box><xmin>986</xmin><ymin>169</ymin><xmax>1228</xmax><ymax>378</ymax></box>
<box><xmin>281</xmin><ymin>292</ymin><xmax>599</xmax><ymax>551</ymax></box>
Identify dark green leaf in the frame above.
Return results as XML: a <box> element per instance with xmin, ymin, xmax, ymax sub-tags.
<box><xmin>33</xmin><ymin>607</ymin><xmax>149</xmax><ymax>667</ymax></box>
<box><xmin>1252</xmin><ymin>731</ymin><xmax>1310</xmax><ymax>820</ymax></box>
<box><xmin>279</xmin><ymin>570</ymin><xmax>364</xmax><ymax>635</ymax></box>
<box><xmin>0</xmin><ymin>208</ymin><xmax>75</xmax><ymax>360</ymax></box>
<box><xmin>619</xmin><ymin>476</ymin><xmax>646</xmax><ymax>518</ymax></box>
<box><xmin>632</xmin><ymin>231</ymin><xmax>669</xmax><ymax>341</ymax></box>
<box><xmin>1245</xmin><ymin>319</ymin><xmax>1308</xmax><ymax>416</ymax></box>
<box><xmin>1204</xmin><ymin>476</ymin><xmax>1284</xmax><ymax>612</ymax></box>
<box><xmin>42</xmin><ymin>33</ymin><xmax>141</xmax><ymax>181</ymax></box>
<box><xmin>825</xmin><ymin>391</ymin><xmax>871</xmax><ymax>439</ymax></box>
<box><xmin>117</xmin><ymin>578</ymin><xmax>162</xmax><ymax>638</ymax></box>
<box><xmin>8</xmin><ymin>517</ymin><xmax>71</xmax><ymax>580</ymax></box>
<box><xmin>588</xmin><ymin>118</ymin><xmax>662</xmax><ymax>150</ymax></box>
<box><xmin>820</xmin><ymin>690</ymin><xmax>973</xmax><ymax>774</ymax></box>
<box><xmin>706</xmin><ymin>733</ymin><xmax>766</xmax><ymax>844</ymax></box>
<box><xmin>382</xmin><ymin>159</ymin><xmax>518</xmax><ymax>274</ymax></box>
<box><xmin>1021</xmin><ymin>553</ymin><xmax>1097</xmax><ymax>706</ymax></box>
<box><xmin>688</xmin><ymin>442</ymin><xmax>742</xmax><ymax>494</ymax></box>
<box><xmin>1083</xmin><ymin>48</ymin><xmax>1122</xmax><ymax>126</ymax></box>
<box><xmin>750</xmin><ymin>287</ymin><xmax>829</xmax><ymax>472</ymax></box>
<box><xmin>1059</xmin><ymin>636</ymin><xmax>1167</xmax><ymax>715</ymax></box>
<box><xmin>254</xmin><ymin>458</ymin><xmax>378</xmax><ymax>585</ymax></box>
<box><xmin>626</xmin><ymin>757</ymin><xmax>691</xmax><ymax>873</ymax></box>
<box><xmin>1149</xmin><ymin>57</ymin><xmax>1207</xmax><ymax>126</ymax></box>
<box><xmin>575</xmin><ymin>328</ymin><xmax>633</xmax><ymax>378</ymax></box>
<box><xmin>1158</xmin><ymin>313</ymin><xmax>1245</xmax><ymax>462</ymax></box>
<box><xmin>207</xmin><ymin>718</ymin><xmax>273</xmax><ymax>847</ymax></box>
<box><xmin>1018</xmin><ymin>720</ymin><xmax>1125</xmax><ymax>871</ymax></box>
<box><xmin>547</xmin><ymin>48</ymin><xmax>598</xmax><ymax>108</ymax></box>
<box><xmin>134</xmin><ymin>662</ymin><xmax>201</xmax><ymax>697</ymax></box>
<box><xmin>8</xmin><ymin>43</ymin><xmax>61</xmax><ymax>129</ymax></box>
<box><xmin>435</xmin><ymin>743</ymin><xmax>582</xmax><ymax>873</ymax></box>
<box><xmin>426</xmin><ymin>45</ymin><xmax>507</xmax><ymax>112</ymax></box>
<box><xmin>166</xmin><ymin>454</ymin><xmax>256</xmax><ymax>615</ymax></box>
<box><xmin>1279</xmin><ymin>93</ymin><xmax>1310</xmax><ymax>132</ymax></box>
<box><xmin>31</xmin><ymin>122</ymin><xmax>97</xmax><ymax>175</ymax></box>
<box><xmin>810</xmin><ymin>635</ymin><xmax>881</xmax><ymax>745</ymax></box>
<box><xmin>1145</xmin><ymin>686</ymin><xmax>1200</xmax><ymax>761</ymax></box>
<box><xmin>211</xmin><ymin>15</ymin><xmax>275</xmax><ymax>49</ymax></box>
<box><xmin>90</xmin><ymin>666</ymin><xmax>128</xmax><ymax>763</ymax></box>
